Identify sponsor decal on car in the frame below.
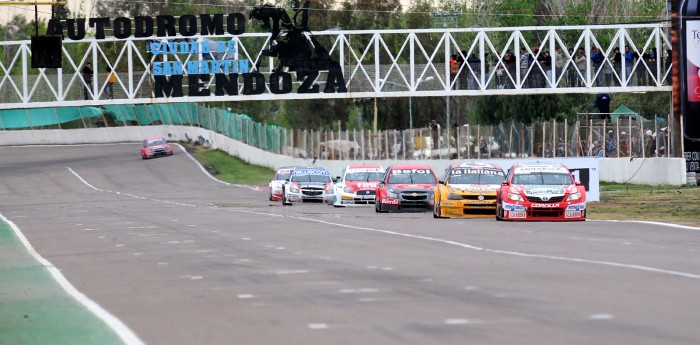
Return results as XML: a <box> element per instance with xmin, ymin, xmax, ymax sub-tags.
<box><xmin>566</xmin><ymin>204</ymin><xmax>586</xmax><ymax>211</ymax></box>
<box><xmin>446</xmin><ymin>209</ymin><xmax>462</xmax><ymax>215</ymax></box>
<box><xmin>502</xmin><ymin>203</ymin><xmax>526</xmax><ymax>211</ymax></box>
<box><xmin>292</xmin><ymin>169</ymin><xmax>330</xmax><ymax>176</ymax></box>
<box><xmin>531</xmin><ymin>203</ymin><xmax>561</xmax><ymax>208</ymax></box>
<box><xmin>565</xmin><ymin>210</ymin><xmax>582</xmax><ymax>218</ymax></box>
<box><xmin>441</xmin><ymin>201</ymin><xmax>457</xmax><ymax>206</ymax></box>
<box><xmin>391</xmin><ymin>169</ymin><xmax>432</xmax><ymax>174</ymax></box>
<box><xmin>509</xmin><ymin>211</ymin><xmax>527</xmax><ymax>218</ymax></box>
<box><xmin>525</xmin><ymin>187</ymin><xmax>565</xmax><ymax>196</ymax></box>
<box><xmin>381</xmin><ymin>198</ymin><xmax>400</xmax><ymax>205</ymax></box>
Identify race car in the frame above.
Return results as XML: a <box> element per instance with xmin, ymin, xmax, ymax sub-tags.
<box><xmin>496</xmin><ymin>163</ymin><xmax>586</xmax><ymax>221</ymax></box>
<box><xmin>268</xmin><ymin>166</ymin><xmax>303</xmax><ymax>201</ymax></box>
<box><xmin>375</xmin><ymin>164</ymin><xmax>438</xmax><ymax>213</ymax></box>
<box><xmin>141</xmin><ymin>137</ymin><xmax>174</xmax><ymax>159</ymax></box>
<box><xmin>282</xmin><ymin>167</ymin><xmax>333</xmax><ymax>205</ymax></box>
<box><xmin>324</xmin><ymin>164</ymin><xmax>385</xmax><ymax>207</ymax></box>
<box><xmin>433</xmin><ymin>162</ymin><xmax>506</xmax><ymax>218</ymax></box>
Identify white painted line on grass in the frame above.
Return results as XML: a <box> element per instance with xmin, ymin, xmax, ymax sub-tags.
<box><xmin>0</xmin><ymin>213</ymin><xmax>147</xmax><ymax>345</ymax></box>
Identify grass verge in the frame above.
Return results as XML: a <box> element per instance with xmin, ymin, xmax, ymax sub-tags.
<box><xmin>181</xmin><ymin>143</ymin><xmax>700</xmax><ymax>227</ymax></box>
<box><xmin>586</xmin><ymin>183</ymin><xmax>700</xmax><ymax>227</ymax></box>
<box><xmin>181</xmin><ymin>143</ymin><xmax>274</xmax><ymax>185</ymax></box>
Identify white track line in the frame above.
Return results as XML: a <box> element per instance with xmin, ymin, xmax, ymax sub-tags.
<box><xmin>0</xmin><ymin>213</ymin><xmax>147</xmax><ymax>345</ymax></box>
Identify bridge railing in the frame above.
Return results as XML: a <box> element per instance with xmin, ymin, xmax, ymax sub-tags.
<box><xmin>0</xmin><ymin>24</ymin><xmax>672</xmax><ymax>109</ymax></box>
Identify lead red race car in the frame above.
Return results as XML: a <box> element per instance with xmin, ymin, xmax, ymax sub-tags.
<box><xmin>496</xmin><ymin>163</ymin><xmax>586</xmax><ymax>221</ymax></box>
<box><xmin>375</xmin><ymin>164</ymin><xmax>439</xmax><ymax>213</ymax></box>
<box><xmin>140</xmin><ymin>136</ymin><xmax>174</xmax><ymax>159</ymax></box>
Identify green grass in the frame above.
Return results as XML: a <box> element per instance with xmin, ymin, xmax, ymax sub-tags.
<box><xmin>588</xmin><ymin>182</ymin><xmax>700</xmax><ymax>227</ymax></box>
<box><xmin>185</xmin><ymin>145</ymin><xmax>275</xmax><ymax>185</ymax></box>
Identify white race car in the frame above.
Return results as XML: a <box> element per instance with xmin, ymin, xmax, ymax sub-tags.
<box><xmin>282</xmin><ymin>167</ymin><xmax>334</xmax><ymax>205</ymax></box>
<box><xmin>268</xmin><ymin>166</ymin><xmax>302</xmax><ymax>201</ymax></box>
<box><xmin>324</xmin><ymin>164</ymin><xmax>385</xmax><ymax>207</ymax></box>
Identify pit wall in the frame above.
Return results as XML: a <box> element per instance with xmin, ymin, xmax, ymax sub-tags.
<box><xmin>0</xmin><ymin>125</ymin><xmax>686</xmax><ymax>190</ymax></box>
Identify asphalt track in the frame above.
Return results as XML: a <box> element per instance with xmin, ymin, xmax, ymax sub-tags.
<box><xmin>1</xmin><ymin>144</ymin><xmax>699</xmax><ymax>345</ymax></box>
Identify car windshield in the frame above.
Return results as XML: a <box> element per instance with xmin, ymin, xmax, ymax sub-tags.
<box><xmin>291</xmin><ymin>174</ymin><xmax>331</xmax><ymax>183</ymax></box>
<box><xmin>148</xmin><ymin>139</ymin><xmax>166</xmax><ymax>146</ymax></box>
<box><xmin>388</xmin><ymin>171</ymin><xmax>436</xmax><ymax>184</ymax></box>
<box><xmin>449</xmin><ymin>171</ymin><xmax>504</xmax><ymax>185</ymax></box>
<box><xmin>345</xmin><ymin>172</ymin><xmax>383</xmax><ymax>181</ymax></box>
<box><xmin>512</xmin><ymin>172</ymin><xmax>573</xmax><ymax>185</ymax></box>
<box><xmin>276</xmin><ymin>172</ymin><xmax>292</xmax><ymax>180</ymax></box>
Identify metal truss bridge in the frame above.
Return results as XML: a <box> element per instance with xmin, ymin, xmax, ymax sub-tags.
<box><xmin>0</xmin><ymin>23</ymin><xmax>673</xmax><ymax>110</ymax></box>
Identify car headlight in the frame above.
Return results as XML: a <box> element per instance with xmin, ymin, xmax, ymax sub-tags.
<box><xmin>448</xmin><ymin>193</ymin><xmax>462</xmax><ymax>200</ymax></box>
<box><xmin>387</xmin><ymin>188</ymin><xmax>398</xmax><ymax>198</ymax></box>
<box><xmin>147</xmin><ymin>148</ymin><xmax>154</xmax><ymax>153</ymax></box>
<box><xmin>508</xmin><ymin>193</ymin><xmax>524</xmax><ymax>201</ymax></box>
<box><xmin>343</xmin><ymin>186</ymin><xmax>354</xmax><ymax>193</ymax></box>
<box><xmin>289</xmin><ymin>185</ymin><xmax>300</xmax><ymax>193</ymax></box>
<box><xmin>567</xmin><ymin>192</ymin><xmax>582</xmax><ymax>201</ymax></box>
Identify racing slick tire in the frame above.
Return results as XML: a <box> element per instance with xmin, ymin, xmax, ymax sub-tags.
<box><xmin>495</xmin><ymin>205</ymin><xmax>505</xmax><ymax>221</ymax></box>
<box><xmin>281</xmin><ymin>186</ymin><xmax>292</xmax><ymax>206</ymax></box>
<box><xmin>433</xmin><ymin>202</ymin><xmax>443</xmax><ymax>218</ymax></box>
<box><xmin>375</xmin><ymin>201</ymin><xmax>383</xmax><ymax>213</ymax></box>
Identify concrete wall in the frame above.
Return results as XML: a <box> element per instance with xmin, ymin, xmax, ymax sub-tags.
<box><xmin>0</xmin><ymin>125</ymin><xmax>686</xmax><ymax>186</ymax></box>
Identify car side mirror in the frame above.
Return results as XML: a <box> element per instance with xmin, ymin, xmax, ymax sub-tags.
<box><xmin>439</xmin><ymin>180</ymin><xmax>445</xmax><ymax>185</ymax></box>
<box><xmin>501</xmin><ymin>181</ymin><xmax>509</xmax><ymax>186</ymax></box>
<box><xmin>379</xmin><ymin>181</ymin><xmax>385</xmax><ymax>186</ymax></box>
<box><xmin>575</xmin><ymin>182</ymin><xmax>584</xmax><ymax>187</ymax></box>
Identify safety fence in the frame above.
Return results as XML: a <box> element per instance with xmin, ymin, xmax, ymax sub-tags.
<box><xmin>0</xmin><ymin>103</ymin><xmax>669</xmax><ymax>159</ymax></box>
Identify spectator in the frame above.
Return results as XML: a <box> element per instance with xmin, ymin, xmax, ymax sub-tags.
<box><xmin>612</xmin><ymin>47</ymin><xmax>622</xmax><ymax>86</ymax></box>
<box><xmin>449</xmin><ymin>54</ymin><xmax>459</xmax><ymax>89</ymax></box>
<box><xmin>106</xmin><ymin>67</ymin><xmax>116</xmax><ymax>99</ymax></box>
<box><xmin>566</xmin><ymin>47</ymin><xmax>576</xmax><ymax>87</ymax></box>
<box><xmin>555</xmin><ymin>47</ymin><xmax>566</xmax><ymax>86</ymax></box>
<box><xmin>594</xmin><ymin>93</ymin><xmax>611</xmax><ymax>122</ymax></box>
<box><xmin>82</xmin><ymin>62</ymin><xmax>93</xmax><ymax>100</ymax></box>
<box><xmin>633</xmin><ymin>48</ymin><xmax>649</xmax><ymax>86</ymax></box>
<box><xmin>575</xmin><ymin>48</ymin><xmax>586</xmax><ymax>87</ymax></box>
<box><xmin>591</xmin><ymin>47</ymin><xmax>604</xmax><ymax>86</ymax></box>
<box><xmin>605</xmin><ymin>130</ymin><xmax>616</xmax><ymax>157</ymax></box>
<box><xmin>430</xmin><ymin>120</ymin><xmax>440</xmax><ymax>149</ymax></box>
<box><xmin>520</xmin><ymin>48</ymin><xmax>530</xmax><ymax>88</ymax></box>
<box><xmin>495</xmin><ymin>54</ymin><xmax>506</xmax><ymax>89</ymax></box>
<box><xmin>467</xmin><ymin>53</ymin><xmax>480</xmax><ymax>90</ymax></box>
<box><xmin>624</xmin><ymin>45</ymin><xmax>634</xmax><ymax>81</ymax></box>
<box><xmin>458</xmin><ymin>50</ymin><xmax>468</xmax><ymax>90</ymax></box>
<box><xmin>648</xmin><ymin>47</ymin><xmax>658</xmax><ymax>84</ymax></box>
<box><xmin>503</xmin><ymin>49</ymin><xmax>516</xmax><ymax>89</ymax></box>
<box><xmin>542</xmin><ymin>50</ymin><xmax>552</xmax><ymax>87</ymax></box>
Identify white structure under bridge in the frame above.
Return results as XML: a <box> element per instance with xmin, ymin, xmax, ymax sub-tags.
<box><xmin>0</xmin><ymin>23</ymin><xmax>673</xmax><ymax>110</ymax></box>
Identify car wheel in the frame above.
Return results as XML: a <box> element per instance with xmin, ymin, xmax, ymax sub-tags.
<box><xmin>269</xmin><ymin>193</ymin><xmax>274</xmax><ymax>201</ymax></box>
<box><xmin>282</xmin><ymin>186</ymin><xmax>291</xmax><ymax>206</ymax></box>
<box><xmin>375</xmin><ymin>201</ymin><xmax>382</xmax><ymax>213</ymax></box>
<box><xmin>433</xmin><ymin>201</ymin><xmax>441</xmax><ymax>218</ymax></box>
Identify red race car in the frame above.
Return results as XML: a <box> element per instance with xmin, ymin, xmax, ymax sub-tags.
<box><xmin>375</xmin><ymin>164</ymin><xmax>438</xmax><ymax>213</ymax></box>
<box><xmin>140</xmin><ymin>137</ymin><xmax>174</xmax><ymax>159</ymax></box>
<box><xmin>496</xmin><ymin>163</ymin><xmax>586</xmax><ymax>221</ymax></box>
